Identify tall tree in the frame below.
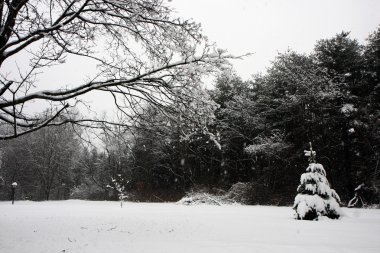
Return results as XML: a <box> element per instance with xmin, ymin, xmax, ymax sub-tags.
<box><xmin>0</xmin><ymin>0</ymin><xmax>231</xmax><ymax>140</ymax></box>
<box><xmin>361</xmin><ymin>27</ymin><xmax>380</xmax><ymax>198</ymax></box>
<box><xmin>210</xmin><ymin>72</ymin><xmax>255</xmax><ymax>186</ymax></box>
<box><xmin>128</xmin><ymin>84</ymin><xmax>221</xmax><ymax>200</ymax></box>
<box><xmin>314</xmin><ymin>31</ymin><xmax>379</xmax><ymax>197</ymax></box>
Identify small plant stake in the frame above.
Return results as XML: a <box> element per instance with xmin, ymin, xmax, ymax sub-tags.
<box><xmin>11</xmin><ymin>182</ymin><xmax>17</xmax><ymax>205</ymax></box>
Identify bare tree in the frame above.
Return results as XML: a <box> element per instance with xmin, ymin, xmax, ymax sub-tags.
<box><xmin>0</xmin><ymin>0</ymin><xmax>232</xmax><ymax>140</ymax></box>
<box><xmin>0</xmin><ymin>119</ymin><xmax>81</xmax><ymax>200</ymax></box>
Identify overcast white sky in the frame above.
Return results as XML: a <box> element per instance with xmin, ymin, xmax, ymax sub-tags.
<box><xmin>170</xmin><ymin>0</ymin><xmax>380</xmax><ymax>79</ymax></box>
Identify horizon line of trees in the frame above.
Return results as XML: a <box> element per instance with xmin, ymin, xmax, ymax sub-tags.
<box><xmin>1</xmin><ymin>26</ymin><xmax>379</xmax><ymax>205</ymax></box>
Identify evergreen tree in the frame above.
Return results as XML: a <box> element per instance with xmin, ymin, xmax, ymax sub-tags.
<box><xmin>293</xmin><ymin>144</ymin><xmax>341</xmax><ymax>220</ymax></box>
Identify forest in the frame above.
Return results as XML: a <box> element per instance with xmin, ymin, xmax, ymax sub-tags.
<box><xmin>1</xmin><ymin>27</ymin><xmax>379</xmax><ymax>206</ymax></box>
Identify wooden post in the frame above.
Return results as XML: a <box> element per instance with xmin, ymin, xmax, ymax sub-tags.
<box><xmin>304</xmin><ymin>142</ymin><xmax>316</xmax><ymax>163</ymax></box>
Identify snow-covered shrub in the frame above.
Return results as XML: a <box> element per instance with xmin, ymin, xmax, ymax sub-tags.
<box><xmin>293</xmin><ymin>163</ymin><xmax>341</xmax><ymax>220</ymax></box>
<box><xmin>107</xmin><ymin>175</ymin><xmax>129</xmax><ymax>208</ymax></box>
<box><xmin>225</xmin><ymin>182</ymin><xmax>251</xmax><ymax>203</ymax></box>
<box><xmin>177</xmin><ymin>182</ymin><xmax>268</xmax><ymax>206</ymax></box>
<box><xmin>177</xmin><ymin>192</ymin><xmax>229</xmax><ymax>206</ymax></box>
<box><xmin>70</xmin><ymin>183</ymin><xmax>105</xmax><ymax>200</ymax></box>
<box><xmin>224</xmin><ymin>182</ymin><xmax>269</xmax><ymax>204</ymax></box>
<box><xmin>177</xmin><ymin>186</ymin><xmax>236</xmax><ymax>206</ymax></box>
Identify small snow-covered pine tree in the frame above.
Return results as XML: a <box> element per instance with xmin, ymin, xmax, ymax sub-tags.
<box><xmin>293</xmin><ymin>144</ymin><xmax>341</xmax><ymax>220</ymax></box>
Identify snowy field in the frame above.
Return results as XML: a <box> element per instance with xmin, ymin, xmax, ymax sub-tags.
<box><xmin>1</xmin><ymin>200</ymin><xmax>380</xmax><ymax>253</ymax></box>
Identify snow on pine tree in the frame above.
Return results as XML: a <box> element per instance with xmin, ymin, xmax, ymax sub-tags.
<box><xmin>293</xmin><ymin>143</ymin><xmax>341</xmax><ymax>220</ymax></box>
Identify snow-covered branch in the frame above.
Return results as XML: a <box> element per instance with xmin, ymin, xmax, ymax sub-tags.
<box><xmin>0</xmin><ymin>0</ymin><xmax>234</xmax><ymax>139</ymax></box>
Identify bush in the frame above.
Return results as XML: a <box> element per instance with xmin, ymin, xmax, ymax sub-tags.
<box><xmin>70</xmin><ymin>183</ymin><xmax>108</xmax><ymax>200</ymax></box>
<box><xmin>177</xmin><ymin>182</ymin><xmax>271</xmax><ymax>205</ymax></box>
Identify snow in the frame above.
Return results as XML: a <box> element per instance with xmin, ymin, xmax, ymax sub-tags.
<box><xmin>294</xmin><ymin>194</ymin><xmax>326</xmax><ymax>218</ymax></box>
<box><xmin>331</xmin><ymin>189</ymin><xmax>341</xmax><ymax>202</ymax></box>
<box><xmin>306</xmin><ymin>163</ymin><xmax>326</xmax><ymax>176</ymax></box>
<box><xmin>208</xmin><ymin>132</ymin><xmax>222</xmax><ymax>150</ymax></box>
<box><xmin>299</xmin><ymin>172</ymin><xmax>335</xmax><ymax>197</ymax></box>
<box><xmin>177</xmin><ymin>193</ymin><xmax>230</xmax><ymax>206</ymax></box>
<box><xmin>355</xmin><ymin>183</ymin><xmax>365</xmax><ymax>191</ymax></box>
<box><xmin>1</xmin><ymin>200</ymin><xmax>380</xmax><ymax>253</ymax></box>
<box><xmin>341</xmin><ymin>103</ymin><xmax>357</xmax><ymax>116</ymax></box>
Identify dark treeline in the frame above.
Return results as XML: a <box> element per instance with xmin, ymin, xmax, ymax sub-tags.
<box><xmin>1</xmin><ymin>28</ymin><xmax>379</xmax><ymax>205</ymax></box>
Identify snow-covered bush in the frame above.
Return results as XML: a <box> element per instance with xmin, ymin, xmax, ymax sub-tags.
<box><xmin>293</xmin><ymin>163</ymin><xmax>341</xmax><ymax>220</ymax></box>
<box><xmin>177</xmin><ymin>185</ymin><xmax>238</xmax><ymax>206</ymax></box>
<box><xmin>107</xmin><ymin>175</ymin><xmax>129</xmax><ymax>208</ymax></box>
<box><xmin>70</xmin><ymin>183</ymin><xmax>105</xmax><ymax>200</ymax></box>
<box><xmin>225</xmin><ymin>182</ymin><xmax>251</xmax><ymax>203</ymax></box>
<box><xmin>177</xmin><ymin>182</ymin><xmax>268</xmax><ymax>206</ymax></box>
<box><xmin>177</xmin><ymin>192</ymin><xmax>231</xmax><ymax>206</ymax></box>
<box><xmin>224</xmin><ymin>182</ymin><xmax>270</xmax><ymax>204</ymax></box>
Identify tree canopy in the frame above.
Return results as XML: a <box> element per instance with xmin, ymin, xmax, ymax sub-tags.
<box><xmin>0</xmin><ymin>0</ymin><xmax>231</xmax><ymax>140</ymax></box>
<box><xmin>0</xmin><ymin>5</ymin><xmax>379</xmax><ymax>205</ymax></box>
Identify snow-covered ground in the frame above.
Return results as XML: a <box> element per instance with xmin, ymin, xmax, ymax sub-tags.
<box><xmin>1</xmin><ymin>200</ymin><xmax>379</xmax><ymax>253</ymax></box>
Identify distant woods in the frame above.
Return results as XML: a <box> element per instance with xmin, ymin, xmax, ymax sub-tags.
<box><xmin>1</xmin><ymin>27</ymin><xmax>379</xmax><ymax>205</ymax></box>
